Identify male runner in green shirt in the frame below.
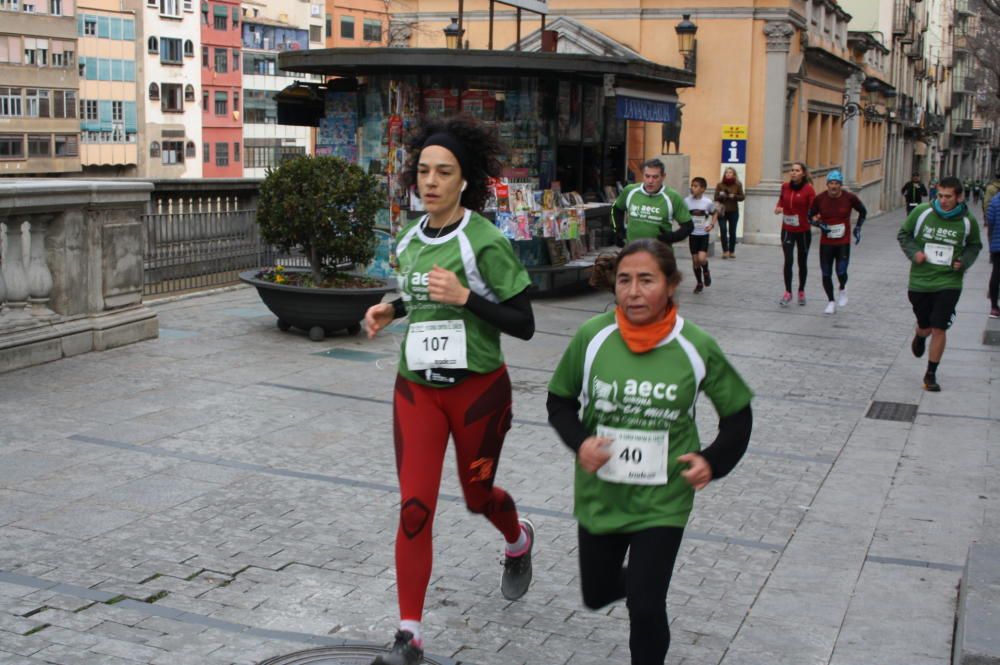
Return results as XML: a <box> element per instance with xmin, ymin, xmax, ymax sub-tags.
<box><xmin>612</xmin><ymin>158</ymin><xmax>693</xmax><ymax>247</ymax></box>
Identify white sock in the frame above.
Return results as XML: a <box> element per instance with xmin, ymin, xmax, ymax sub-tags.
<box><xmin>399</xmin><ymin>620</ymin><xmax>422</xmax><ymax>646</ymax></box>
<box><xmin>505</xmin><ymin>524</ymin><xmax>529</xmax><ymax>555</ymax></box>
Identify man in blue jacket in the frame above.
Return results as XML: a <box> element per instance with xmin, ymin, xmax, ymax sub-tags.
<box><xmin>987</xmin><ymin>193</ymin><xmax>1000</xmax><ymax>318</ymax></box>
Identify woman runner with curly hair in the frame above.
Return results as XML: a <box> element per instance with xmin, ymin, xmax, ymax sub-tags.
<box><xmin>363</xmin><ymin>114</ymin><xmax>537</xmax><ymax>665</ymax></box>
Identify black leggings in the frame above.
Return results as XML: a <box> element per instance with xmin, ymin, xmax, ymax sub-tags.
<box><xmin>579</xmin><ymin>525</ymin><xmax>684</xmax><ymax>665</ymax></box>
<box><xmin>781</xmin><ymin>229</ymin><xmax>812</xmax><ymax>292</ymax></box>
<box><xmin>819</xmin><ymin>243</ymin><xmax>850</xmax><ymax>301</ymax></box>
<box><xmin>718</xmin><ymin>210</ymin><xmax>740</xmax><ymax>253</ymax></box>
<box><xmin>990</xmin><ymin>253</ymin><xmax>1000</xmax><ymax>307</ymax></box>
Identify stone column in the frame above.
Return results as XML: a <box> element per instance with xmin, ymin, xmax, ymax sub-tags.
<box><xmin>1</xmin><ymin>220</ymin><xmax>35</xmax><ymax>326</ymax></box>
<box><xmin>743</xmin><ymin>21</ymin><xmax>795</xmax><ymax>245</ymax></box>
<box><xmin>761</xmin><ymin>22</ymin><xmax>795</xmax><ymax>185</ymax></box>
<box><xmin>842</xmin><ymin>71</ymin><xmax>864</xmax><ymax>190</ymax></box>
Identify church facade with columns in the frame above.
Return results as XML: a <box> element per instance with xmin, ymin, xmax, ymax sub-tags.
<box><xmin>388</xmin><ymin>0</ymin><xmax>893</xmax><ymax>245</ymax></box>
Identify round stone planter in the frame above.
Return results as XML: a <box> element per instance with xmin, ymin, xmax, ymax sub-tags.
<box><xmin>240</xmin><ymin>269</ymin><xmax>395</xmax><ymax>341</ymax></box>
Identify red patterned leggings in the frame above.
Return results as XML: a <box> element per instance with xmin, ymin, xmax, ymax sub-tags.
<box><xmin>392</xmin><ymin>365</ymin><xmax>521</xmax><ymax>621</ymax></box>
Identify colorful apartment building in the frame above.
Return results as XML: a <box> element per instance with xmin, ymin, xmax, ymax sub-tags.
<box><xmin>137</xmin><ymin>0</ymin><xmax>202</xmax><ymax>178</ymax></box>
<box><xmin>240</xmin><ymin>0</ymin><xmax>320</xmax><ymax>178</ymax></box>
<box><xmin>77</xmin><ymin>0</ymin><xmax>139</xmax><ymax>176</ymax></box>
<box><xmin>201</xmin><ymin>0</ymin><xmax>241</xmax><ymax>176</ymax></box>
<box><xmin>0</xmin><ymin>0</ymin><xmax>80</xmax><ymax>176</ymax></box>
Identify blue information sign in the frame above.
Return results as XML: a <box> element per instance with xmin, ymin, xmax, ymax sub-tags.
<box><xmin>721</xmin><ymin>139</ymin><xmax>747</xmax><ymax>164</ymax></box>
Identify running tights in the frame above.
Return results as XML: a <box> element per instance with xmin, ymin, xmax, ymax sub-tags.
<box><xmin>579</xmin><ymin>525</ymin><xmax>684</xmax><ymax>665</ymax></box>
<box><xmin>819</xmin><ymin>244</ymin><xmax>850</xmax><ymax>302</ymax></box>
<box><xmin>392</xmin><ymin>366</ymin><xmax>521</xmax><ymax>621</ymax></box>
<box><xmin>990</xmin><ymin>253</ymin><xmax>1000</xmax><ymax>307</ymax></box>
<box><xmin>781</xmin><ymin>229</ymin><xmax>811</xmax><ymax>292</ymax></box>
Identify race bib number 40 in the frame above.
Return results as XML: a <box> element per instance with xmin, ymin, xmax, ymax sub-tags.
<box><xmin>406</xmin><ymin>320</ymin><xmax>468</xmax><ymax>370</ymax></box>
<box><xmin>924</xmin><ymin>242</ymin><xmax>954</xmax><ymax>266</ymax></box>
<box><xmin>595</xmin><ymin>425</ymin><xmax>669</xmax><ymax>486</ymax></box>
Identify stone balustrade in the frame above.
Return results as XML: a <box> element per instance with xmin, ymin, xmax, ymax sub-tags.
<box><xmin>0</xmin><ymin>180</ymin><xmax>159</xmax><ymax>374</ymax></box>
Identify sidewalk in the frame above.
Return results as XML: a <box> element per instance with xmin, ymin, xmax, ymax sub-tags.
<box><xmin>0</xmin><ymin>207</ymin><xmax>997</xmax><ymax>665</ymax></box>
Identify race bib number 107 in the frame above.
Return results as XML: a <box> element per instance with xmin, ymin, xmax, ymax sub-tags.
<box><xmin>406</xmin><ymin>320</ymin><xmax>468</xmax><ymax>370</ymax></box>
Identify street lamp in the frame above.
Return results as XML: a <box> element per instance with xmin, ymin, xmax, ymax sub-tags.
<box><xmin>444</xmin><ymin>17</ymin><xmax>464</xmax><ymax>50</ymax></box>
<box><xmin>674</xmin><ymin>14</ymin><xmax>698</xmax><ymax>72</ymax></box>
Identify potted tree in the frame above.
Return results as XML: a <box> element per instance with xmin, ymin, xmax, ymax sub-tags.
<box><xmin>240</xmin><ymin>155</ymin><xmax>395</xmax><ymax>341</ymax></box>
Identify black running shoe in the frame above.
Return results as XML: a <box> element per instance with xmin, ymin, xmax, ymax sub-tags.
<box><xmin>703</xmin><ymin>270</ymin><xmax>712</xmax><ymax>287</ymax></box>
<box><xmin>371</xmin><ymin>631</ymin><xmax>423</xmax><ymax>665</ymax></box>
<box><xmin>500</xmin><ymin>518</ymin><xmax>534</xmax><ymax>601</ymax></box>
<box><xmin>693</xmin><ymin>283</ymin><xmax>704</xmax><ymax>294</ymax></box>
<box><xmin>923</xmin><ymin>372</ymin><xmax>941</xmax><ymax>392</ymax></box>
<box><xmin>911</xmin><ymin>334</ymin><xmax>926</xmax><ymax>358</ymax></box>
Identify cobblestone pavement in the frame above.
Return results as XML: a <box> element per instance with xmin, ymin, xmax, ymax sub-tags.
<box><xmin>1</xmin><ymin>207</ymin><xmax>998</xmax><ymax>665</ymax></box>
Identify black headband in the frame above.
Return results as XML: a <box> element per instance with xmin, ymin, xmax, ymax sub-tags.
<box><xmin>421</xmin><ymin>132</ymin><xmax>471</xmax><ymax>178</ymax></box>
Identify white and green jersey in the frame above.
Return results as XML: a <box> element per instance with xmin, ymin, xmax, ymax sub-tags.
<box><xmin>613</xmin><ymin>184</ymin><xmax>691</xmax><ymax>242</ymax></box>
<box><xmin>395</xmin><ymin>209</ymin><xmax>531</xmax><ymax>387</ymax></box>
<box><xmin>548</xmin><ymin>311</ymin><xmax>753</xmax><ymax>534</ymax></box>
<box><xmin>899</xmin><ymin>203</ymin><xmax>982</xmax><ymax>292</ymax></box>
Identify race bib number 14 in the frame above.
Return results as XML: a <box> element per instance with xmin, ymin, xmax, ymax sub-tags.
<box><xmin>406</xmin><ymin>320</ymin><xmax>468</xmax><ymax>370</ymax></box>
<box><xmin>924</xmin><ymin>242</ymin><xmax>954</xmax><ymax>266</ymax></box>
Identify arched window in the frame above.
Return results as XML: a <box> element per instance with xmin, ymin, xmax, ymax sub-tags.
<box><xmin>148</xmin><ymin>83</ymin><xmax>159</xmax><ymax>100</ymax></box>
<box><xmin>184</xmin><ymin>84</ymin><xmax>195</xmax><ymax>102</ymax></box>
<box><xmin>184</xmin><ymin>39</ymin><xmax>194</xmax><ymax>57</ymax></box>
<box><xmin>185</xmin><ymin>141</ymin><xmax>196</xmax><ymax>159</ymax></box>
<box><xmin>150</xmin><ymin>141</ymin><xmax>160</xmax><ymax>158</ymax></box>
<box><xmin>147</xmin><ymin>36</ymin><xmax>158</xmax><ymax>53</ymax></box>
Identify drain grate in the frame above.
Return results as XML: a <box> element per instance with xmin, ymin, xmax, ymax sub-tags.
<box><xmin>259</xmin><ymin>646</ymin><xmax>456</xmax><ymax>665</ymax></box>
<box><xmin>866</xmin><ymin>401</ymin><xmax>918</xmax><ymax>422</ymax></box>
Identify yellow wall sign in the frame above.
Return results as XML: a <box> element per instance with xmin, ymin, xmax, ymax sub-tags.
<box><xmin>721</xmin><ymin>125</ymin><xmax>748</xmax><ymax>140</ymax></box>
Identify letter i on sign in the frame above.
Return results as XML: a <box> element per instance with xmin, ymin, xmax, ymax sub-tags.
<box><xmin>727</xmin><ymin>141</ymin><xmax>739</xmax><ymax>162</ymax></box>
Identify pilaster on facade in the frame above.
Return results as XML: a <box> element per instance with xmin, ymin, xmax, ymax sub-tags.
<box><xmin>0</xmin><ymin>2</ymin><xmax>81</xmax><ymax>176</ymax></box>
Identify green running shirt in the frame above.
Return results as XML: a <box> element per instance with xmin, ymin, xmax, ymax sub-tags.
<box><xmin>548</xmin><ymin>311</ymin><xmax>753</xmax><ymax>534</ymax></box>
<box><xmin>395</xmin><ymin>210</ymin><xmax>532</xmax><ymax>387</ymax></box>
<box><xmin>612</xmin><ymin>184</ymin><xmax>692</xmax><ymax>242</ymax></box>
<box><xmin>899</xmin><ymin>203</ymin><xmax>982</xmax><ymax>292</ymax></box>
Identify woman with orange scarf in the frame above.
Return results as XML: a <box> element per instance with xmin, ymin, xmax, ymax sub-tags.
<box><xmin>546</xmin><ymin>239</ymin><xmax>753</xmax><ymax>665</ymax></box>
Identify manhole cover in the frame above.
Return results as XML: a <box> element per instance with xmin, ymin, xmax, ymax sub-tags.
<box><xmin>866</xmin><ymin>401</ymin><xmax>918</xmax><ymax>422</ymax></box>
<box><xmin>259</xmin><ymin>646</ymin><xmax>454</xmax><ymax>665</ymax></box>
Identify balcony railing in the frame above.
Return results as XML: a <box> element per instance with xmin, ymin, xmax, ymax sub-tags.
<box><xmin>893</xmin><ymin>0</ymin><xmax>913</xmax><ymax>36</ymax></box>
<box><xmin>952</xmin><ymin>118</ymin><xmax>974</xmax><ymax>136</ymax></box>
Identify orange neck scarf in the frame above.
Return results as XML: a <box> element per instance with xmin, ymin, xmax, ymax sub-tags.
<box><xmin>615</xmin><ymin>303</ymin><xmax>677</xmax><ymax>354</ymax></box>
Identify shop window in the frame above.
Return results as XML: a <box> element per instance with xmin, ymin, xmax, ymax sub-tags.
<box><xmin>185</xmin><ymin>141</ymin><xmax>195</xmax><ymax>158</ymax></box>
<box><xmin>161</xmin><ymin>83</ymin><xmax>183</xmax><ymax>112</ymax></box>
<box><xmin>0</xmin><ymin>134</ymin><xmax>24</xmax><ymax>158</ymax></box>
<box><xmin>184</xmin><ymin>84</ymin><xmax>195</xmax><ymax>102</ymax></box>
<box><xmin>215</xmin><ymin>141</ymin><xmax>228</xmax><ymax>166</ymax></box>
<box><xmin>149</xmin><ymin>83</ymin><xmax>159</xmax><ymax>101</ymax></box>
<box><xmin>54</xmin><ymin>134</ymin><xmax>77</xmax><ymax>156</ymax></box>
<box><xmin>340</xmin><ymin>15</ymin><xmax>353</xmax><ymax>40</ymax></box>
<box><xmin>184</xmin><ymin>39</ymin><xmax>194</xmax><ymax>57</ymax></box>
<box><xmin>27</xmin><ymin>134</ymin><xmax>50</xmax><ymax>157</ymax></box>
<box><xmin>149</xmin><ymin>141</ymin><xmax>160</xmax><ymax>158</ymax></box>
<box><xmin>363</xmin><ymin>19</ymin><xmax>381</xmax><ymax>42</ymax></box>
<box><xmin>148</xmin><ymin>36</ymin><xmax>158</xmax><ymax>54</ymax></box>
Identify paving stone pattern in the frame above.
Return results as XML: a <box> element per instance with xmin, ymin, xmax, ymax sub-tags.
<box><xmin>1</xmin><ymin>208</ymin><xmax>998</xmax><ymax>665</ymax></box>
